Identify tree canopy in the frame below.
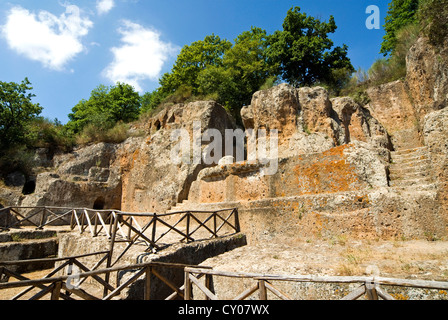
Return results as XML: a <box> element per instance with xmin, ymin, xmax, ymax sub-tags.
<box><xmin>143</xmin><ymin>6</ymin><xmax>354</xmax><ymax>119</ymax></box>
<box><xmin>67</xmin><ymin>82</ymin><xmax>140</xmax><ymax>134</ymax></box>
<box><xmin>159</xmin><ymin>34</ymin><xmax>232</xmax><ymax>97</ymax></box>
<box><xmin>266</xmin><ymin>6</ymin><xmax>354</xmax><ymax>89</ymax></box>
<box><xmin>0</xmin><ymin>78</ymin><xmax>42</xmax><ymax>150</ymax></box>
<box><xmin>380</xmin><ymin>0</ymin><xmax>420</xmax><ymax>56</ymax></box>
<box><xmin>197</xmin><ymin>27</ymin><xmax>275</xmax><ymax>114</ymax></box>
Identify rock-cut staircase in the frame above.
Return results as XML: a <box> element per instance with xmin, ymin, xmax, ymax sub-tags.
<box><xmin>389</xmin><ymin>146</ymin><xmax>434</xmax><ymax>189</ymax></box>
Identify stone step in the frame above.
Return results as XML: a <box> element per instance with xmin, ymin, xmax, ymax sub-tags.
<box><xmin>389</xmin><ymin>161</ymin><xmax>430</xmax><ymax>172</ymax></box>
<box><xmin>389</xmin><ymin>166</ymin><xmax>431</xmax><ymax>177</ymax></box>
<box><xmin>0</xmin><ymin>237</ymin><xmax>59</xmax><ymax>273</ymax></box>
<box><xmin>389</xmin><ymin>176</ymin><xmax>434</xmax><ymax>187</ymax></box>
<box><xmin>389</xmin><ymin>170</ymin><xmax>431</xmax><ymax>181</ymax></box>
<box><xmin>391</xmin><ymin>146</ymin><xmax>428</xmax><ymax>156</ymax></box>
<box><xmin>391</xmin><ymin>153</ymin><xmax>430</xmax><ymax>163</ymax></box>
<box><xmin>0</xmin><ymin>230</ymin><xmax>58</xmax><ymax>243</ymax></box>
<box><xmin>167</xmin><ymin>200</ymin><xmax>191</xmax><ymax>213</ymax></box>
<box><xmin>390</xmin><ymin>158</ymin><xmax>430</xmax><ymax>168</ymax></box>
<box><xmin>389</xmin><ymin>183</ymin><xmax>437</xmax><ymax>192</ymax></box>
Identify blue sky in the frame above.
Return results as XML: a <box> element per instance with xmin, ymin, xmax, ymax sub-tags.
<box><xmin>0</xmin><ymin>0</ymin><xmax>390</xmax><ymax>123</ymax></box>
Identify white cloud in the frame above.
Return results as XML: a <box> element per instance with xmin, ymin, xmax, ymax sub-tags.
<box><xmin>1</xmin><ymin>5</ymin><xmax>93</xmax><ymax>71</ymax></box>
<box><xmin>96</xmin><ymin>0</ymin><xmax>115</xmax><ymax>15</ymax></box>
<box><xmin>103</xmin><ymin>20</ymin><xmax>179</xmax><ymax>92</ymax></box>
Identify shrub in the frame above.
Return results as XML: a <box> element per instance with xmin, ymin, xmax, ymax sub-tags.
<box><xmin>25</xmin><ymin>117</ymin><xmax>75</xmax><ymax>153</ymax></box>
<box><xmin>419</xmin><ymin>0</ymin><xmax>448</xmax><ymax>48</ymax></box>
<box><xmin>76</xmin><ymin>121</ymin><xmax>129</xmax><ymax>145</ymax></box>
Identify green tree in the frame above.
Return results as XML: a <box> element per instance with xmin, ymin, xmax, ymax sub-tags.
<box><xmin>108</xmin><ymin>82</ymin><xmax>141</xmax><ymax>123</ymax></box>
<box><xmin>198</xmin><ymin>27</ymin><xmax>275</xmax><ymax>115</ymax></box>
<box><xmin>266</xmin><ymin>6</ymin><xmax>354</xmax><ymax>88</ymax></box>
<box><xmin>0</xmin><ymin>78</ymin><xmax>42</xmax><ymax>150</ymax></box>
<box><xmin>380</xmin><ymin>0</ymin><xmax>420</xmax><ymax>56</ymax></box>
<box><xmin>67</xmin><ymin>82</ymin><xmax>140</xmax><ymax>133</ymax></box>
<box><xmin>159</xmin><ymin>34</ymin><xmax>232</xmax><ymax>96</ymax></box>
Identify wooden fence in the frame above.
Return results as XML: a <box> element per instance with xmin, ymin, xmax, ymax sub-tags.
<box><xmin>0</xmin><ymin>254</ymin><xmax>209</xmax><ymax>300</ymax></box>
<box><xmin>0</xmin><ymin>207</ymin><xmax>240</xmax><ymax>242</ymax></box>
<box><xmin>3</xmin><ymin>206</ymin><xmax>448</xmax><ymax>300</ymax></box>
<box><xmin>2</xmin><ymin>258</ymin><xmax>448</xmax><ymax>300</ymax></box>
<box><xmin>0</xmin><ymin>206</ymin><xmax>242</xmax><ymax>300</ymax></box>
<box><xmin>183</xmin><ymin>267</ymin><xmax>448</xmax><ymax>300</ymax></box>
<box><xmin>0</xmin><ymin>206</ymin><xmax>239</xmax><ymax>265</ymax></box>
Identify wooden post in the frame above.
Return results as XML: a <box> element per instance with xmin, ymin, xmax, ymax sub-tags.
<box><xmin>366</xmin><ymin>281</ymin><xmax>379</xmax><ymax>300</ymax></box>
<box><xmin>258</xmin><ymin>280</ymin><xmax>267</xmax><ymax>300</ymax></box>
<box><xmin>80</xmin><ymin>210</ymin><xmax>85</xmax><ymax>233</ymax></box>
<box><xmin>151</xmin><ymin>214</ymin><xmax>157</xmax><ymax>244</ymax></box>
<box><xmin>51</xmin><ymin>281</ymin><xmax>62</xmax><ymax>300</ymax></box>
<box><xmin>185</xmin><ymin>212</ymin><xmax>191</xmax><ymax>243</ymax></box>
<box><xmin>37</xmin><ymin>207</ymin><xmax>46</xmax><ymax>230</ymax></box>
<box><xmin>70</xmin><ymin>209</ymin><xmax>75</xmax><ymax>230</ymax></box>
<box><xmin>93</xmin><ymin>212</ymin><xmax>99</xmax><ymax>237</ymax></box>
<box><xmin>184</xmin><ymin>270</ymin><xmax>192</xmax><ymax>300</ymax></box>
<box><xmin>127</xmin><ymin>216</ymin><xmax>133</xmax><ymax>240</ymax></box>
<box><xmin>234</xmin><ymin>208</ymin><xmax>240</xmax><ymax>233</ymax></box>
<box><xmin>104</xmin><ymin>214</ymin><xmax>119</xmax><ymax>297</ymax></box>
<box><xmin>213</xmin><ymin>213</ymin><xmax>217</xmax><ymax>238</ymax></box>
<box><xmin>144</xmin><ymin>267</ymin><xmax>152</xmax><ymax>300</ymax></box>
<box><xmin>205</xmin><ymin>274</ymin><xmax>213</xmax><ymax>300</ymax></box>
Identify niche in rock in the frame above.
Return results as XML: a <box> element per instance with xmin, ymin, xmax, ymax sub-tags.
<box><xmin>154</xmin><ymin>120</ymin><xmax>161</xmax><ymax>131</ymax></box>
<box><xmin>93</xmin><ymin>197</ymin><xmax>106</xmax><ymax>210</ymax></box>
<box><xmin>22</xmin><ymin>180</ymin><xmax>36</xmax><ymax>195</ymax></box>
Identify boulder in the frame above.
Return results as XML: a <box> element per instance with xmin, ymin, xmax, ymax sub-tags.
<box><xmin>242</xmin><ymin>84</ymin><xmax>391</xmax><ymax>158</ymax></box>
<box><xmin>366</xmin><ymin>80</ymin><xmax>421</xmax><ymax>150</ymax></box>
<box><xmin>406</xmin><ymin>37</ymin><xmax>448</xmax><ymax>114</ymax></box>
<box><xmin>116</xmin><ymin>101</ymin><xmax>237</xmax><ymax>214</ymax></box>
<box><xmin>331</xmin><ymin>96</ymin><xmax>392</xmax><ymax>150</ymax></box>
<box><xmin>54</xmin><ymin>142</ymin><xmax>117</xmax><ymax>176</ymax></box>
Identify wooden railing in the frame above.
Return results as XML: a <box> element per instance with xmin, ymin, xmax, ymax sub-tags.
<box><xmin>183</xmin><ymin>267</ymin><xmax>448</xmax><ymax>300</ymax></box>
<box><xmin>0</xmin><ymin>255</ymin><xmax>210</xmax><ymax>300</ymax></box>
<box><xmin>0</xmin><ymin>206</ymin><xmax>241</xmax><ymax>297</ymax></box>
<box><xmin>0</xmin><ymin>251</ymin><xmax>111</xmax><ymax>300</ymax></box>
<box><xmin>2</xmin><ymin>259</ymin><xmax>448</xmax><ymax>300</ymax></box>
<box><xmin>106</xmin><ymin>208</ymin><xmax>240</xmax><ymax>267</ymax></box>
<box><xmin>0</xmin><ymin>207</ymin><xmax>240</xmax><ymax>242</ymax></box>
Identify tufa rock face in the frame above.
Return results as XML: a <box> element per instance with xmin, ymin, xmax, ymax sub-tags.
<box><xmin>115</xmin><ymin>100</ymin><xmax>236</xmax><ymax>214</ymax></box>
<box><xmin>366</xmin><ymin>37</ymin><xmax>448</xmax><ymax>151</ymax></box>
<box><xmin>241</xmin><ymin>83</ymin><xmax>391</xmax><ymax>158</ymax></box>
<box><xmin>331</xmin><ymin>96</ymin><xmax>392</xmax><ymax>150</ymax></box>
<box><xmin>366</xmin><ymin>80</ymin><xmax>420</xmax><ymax>150</ymax></box>
<box><xmin>406</xmin><ymin>37</ymin><xmax>448</xmax><ymax>113</ymax></box>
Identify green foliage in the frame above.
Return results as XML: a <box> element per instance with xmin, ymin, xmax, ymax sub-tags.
<box><xmin>25</xmin><ymin>117</ymin><xmax>75</xmax><ymax>152</ymax></box>
<box><xmin>342</xmin><ymin>21</ymin><xmax>420</xmax><ymax>101</ymax></box>
<box><xmin>159</xmin><ymin>34</ymin><xmax>232</xmax><ymax>97</ymax></box>
<box><xmin>108</xmin><ymin>82</ymin><xmax>141</xmax><ymax>123</ymax></box>
<box><xmin>140</xmin><ymin>89</ymin><xmax>166</xmax><ymax>114</ymax></box>
<box><xmin>197</xmin><ymin>27</ymin><xmax>276</xmax><ymax>117</ymax></box>
<box><xmin>0</xmin><ymin>145</ymin><xmax>36</xmax><ymax>177</ymax></box>
<box><xmin>266</xmin><ymin>6</ymin><xmax>354</xmax><ymax>88</ymax></box>
<box><xmin>339</xmin><ymin>68</ymin><xmax>371</xmax><ymax>105</ymax></box>
<box><xmin>67</xmin><ymin>82</ymin><xmax>140</xmax><ymax>134</ymax></box>
<box><xmin>380</xmin><ymin>0</ymin><xmax>420</xmax><ymax>56</ymax></box>
<box><xmin>0</xmin><ymin>78</ymin><xmax>43</xmax><ymax>151</ymax></box>
<box><xmin>142</xmin><ymin>7</ymin><xmax>354</xmax><ymax>120</ymax></box>
<box><xmin>419</xmin><ymin>0</ymin><xmax>448</xmax><ymax>48</ymax></box>
<box><xmin>76</xmin><ymin>121</ymin><xmax>129</xmax><ymax>145</ymax></box>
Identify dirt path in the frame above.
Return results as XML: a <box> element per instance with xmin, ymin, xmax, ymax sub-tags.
<box><xmin>200</xmin><ymin>239</ymin><xmax>448</xmax><ymax>281</ymax></box>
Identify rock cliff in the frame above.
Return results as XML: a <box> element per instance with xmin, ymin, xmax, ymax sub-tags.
<box><xmin>1</xmin><ymin>36</ymin><xmax>447</xmax><ymax>243</ymax></box>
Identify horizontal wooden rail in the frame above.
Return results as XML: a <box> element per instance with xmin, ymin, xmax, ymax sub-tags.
<box><xmin>184</xmin><ymin>267</ymin><xmax>448</xmax><ymax>300</ymax></box>
<box><xmin>0</xmin><ymin>258</ymin><xmax>212</xmax><ymax>300</ymax></box>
